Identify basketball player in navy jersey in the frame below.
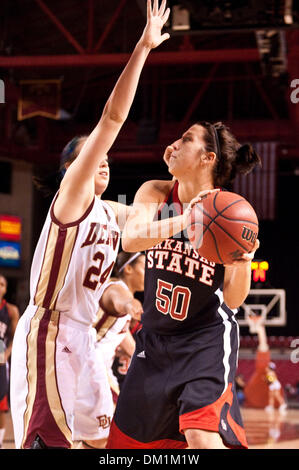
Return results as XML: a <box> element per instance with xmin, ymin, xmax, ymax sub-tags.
<box><xmin>107</xmin><ymin>122</ymin><xmax>260</xmax><ymax>449</ymax></box>
<box><xmin>0</xmin><ymin>274</ymin><xmax>19</xmax><ymax>449</ymax></box>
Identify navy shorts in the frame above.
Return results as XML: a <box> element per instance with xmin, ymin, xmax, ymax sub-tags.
<box><xmin>107</xmin><ymin>308</ymin><xmax>247</xmax><ymax>449</ymax></box>
<box><xmin>0</xmin><ymin>364</ymin><xmax>9</xmax><ymax>411</ymax></box>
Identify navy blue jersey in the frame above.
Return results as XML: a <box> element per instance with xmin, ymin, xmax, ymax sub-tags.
<box><xmin>142</xmin><ymin>181</ymin><xmax>226</xmax><ymax>335</ymax></box>
<box><xmin>0</xmin><ymin>300</ymin><xmax>10</xmax><ymax>344</ymax></box>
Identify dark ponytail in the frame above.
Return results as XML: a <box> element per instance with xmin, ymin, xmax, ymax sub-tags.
<box><xmin>234</xmin><ymin>144</ymin><xmax>261</xmax><ymax>175</ymax></box>
<box><xmin>197</xmin><ymin>121</ymin><xmax>261</xmax><ymax>187</ymax></box>
<box><xmin>33</xmin><ymin>135</ymin><xmax>88</xmax><ymax>197</ymax></box>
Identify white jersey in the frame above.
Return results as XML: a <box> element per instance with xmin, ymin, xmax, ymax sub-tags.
<box><xmin>29</xmin><ymin>195</ymin><xmax>120</xmax><ymax>326</ymax></box>
<box><xmin>93</xmin><ymin>279</ymin><xmax>131</xmax><ymax>371</ymax></box>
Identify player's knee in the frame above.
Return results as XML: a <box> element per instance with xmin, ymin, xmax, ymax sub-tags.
<box><xmin>82</xmin><ymin>438</ymin><xmax>107</xmax><ymax>449</ymax></box>
<box><xmin>184</xmin><ymin>428</ymin><xmax>226</xmax><ymax>449</ymax></box>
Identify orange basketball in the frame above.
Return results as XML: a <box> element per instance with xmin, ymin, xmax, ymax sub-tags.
<box><xmin>187</xmin><ymin>191</ymin><xmax>259</xmax><ymax>264</ymax></box>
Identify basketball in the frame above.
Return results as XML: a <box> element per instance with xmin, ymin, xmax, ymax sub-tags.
<box><xmin>187</xmin><ymin>191</ymin><xmax>259</xmax><ymax>265</ymax></box>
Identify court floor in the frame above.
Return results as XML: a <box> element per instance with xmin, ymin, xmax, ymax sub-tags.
<box><xmin>242</xmin><ymin>407</ymin><xmax>299</xmax><ymax>449</ymax></box>
<box><xmin>3</xmin><ymin>407</ymin><xmax>299</xmax><ymax>449</ymax></box>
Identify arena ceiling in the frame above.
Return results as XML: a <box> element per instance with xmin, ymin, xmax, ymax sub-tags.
<box><xmin>0</xmin><ymin>0</ymin><xmax>299</xmax><ymax>165</ymax></box>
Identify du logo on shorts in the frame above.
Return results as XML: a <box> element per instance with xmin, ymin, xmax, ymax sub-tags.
<box><xmin>0</xmin><ymin>80</ymin><xmax>4</xmax><ymax>104</ymax></box>
<box><xmin>97</xmin><ymin>414</ymin><xmax>111</xmax><ymax>429</ymax></box>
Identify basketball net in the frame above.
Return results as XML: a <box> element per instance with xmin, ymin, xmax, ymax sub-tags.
<box><xmin>247</xmin><ymin>314</ymin><xmax>264</xmax><ymax>334</ymax></box>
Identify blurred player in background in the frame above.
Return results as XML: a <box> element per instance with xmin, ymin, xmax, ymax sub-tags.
<box><xmin>265</xmin><ymin>362</ymin><xmax>287</xmax><ymax>414</ymax></box>
<box><xmin>111</xmin><ymin>253</ymin><xmax>144</xmax><ymax>390</ymax></box>
<box><xmin>244</xmin><ymin>314</ymin><xmax>287</xmax><ymax>414</ymax></box>
<box><xmin>0</xmin><ymin>274</ymin><xmax>19</xmax><ymax>449</ymax></box>
<box><xmin>95</xmin><ymin>251</ymin><xmax>145</xmax><ymax>397</ymax></box>
<box><xmin>75</xmin><ymin>251</ymin><xmax>145</xmax><ymax>449</ymax></box>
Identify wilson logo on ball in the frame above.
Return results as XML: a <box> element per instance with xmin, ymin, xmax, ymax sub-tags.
<box><xmin>241</xmin><ymin>226</ymin><xmax>257</xmax><ymax>244</ymax></box>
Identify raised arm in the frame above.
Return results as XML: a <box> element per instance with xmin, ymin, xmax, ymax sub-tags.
<box><xmin>54</xmin><ymin>0</ymin><xmax>170</xmax><ymax>224</ymax></box>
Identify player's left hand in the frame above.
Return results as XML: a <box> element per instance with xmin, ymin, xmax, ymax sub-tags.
<box><xmin>224</xmin><ymin>239</ymin><xmax>260</xmax><ymax>267</ymax></box>
<box><xmin>140</xmin><ymin>0</ymin><xmax>170</xmax><ymax>50</ymax></box>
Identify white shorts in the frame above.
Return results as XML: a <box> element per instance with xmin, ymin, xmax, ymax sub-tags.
<box><xmin>10</xmin><ymin>305</ymin><xmax>114</xmax><ymax>448</ymax></box>
<box><xmin>269</xmin><ymin>380</ymin><xmax>281</xmax><ymax>392</ymax></box>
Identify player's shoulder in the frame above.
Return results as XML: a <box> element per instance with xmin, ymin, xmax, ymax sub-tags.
<box><xmin>137</xmin><ymin>179</ymin><xmax>175</xmax><ymax>201</ymax></box>
<box><xmin>6</xmin><ymin>302</ymin><xmax>20</xmax><ymax>317</ymax></box>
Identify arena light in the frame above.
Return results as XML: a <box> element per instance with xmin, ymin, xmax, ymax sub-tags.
<box><xmin>284</xmin><ymin>0</ymin><xmax>293</xmax><ymax>24</ymax></box>
<box><xmin>251</xmin><ymin>260</ymin><xmax>269</xmax><ymax>283</ymax></box>
<box><xmin>171</xmin><ymin>4</ymin><xmax>190</xmax><ymax>31</ymax></box>
<box><xmin>0</xmin><ymin>215</ymin><xmax>22</xmax><ymax>241</ymax></box>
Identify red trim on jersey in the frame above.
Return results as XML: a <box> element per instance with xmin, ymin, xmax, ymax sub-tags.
<box><xmin>106</xmin><ymin>419</ymin><xmax>187</xmax><ymax>449</ymax></box>
<box><xmin>156</xmin><ymin>181</ymin><xmax>178</xmax><ymax>220</ymax></box>
<box><xmin>111</xmin><ymin>388</ymin><xmax>119</xmax><ymax>405</ymax></box>
<box><xmin>172</xmin><ymin>180</ymin><xmax>183</xmax><ymax>215</ymax></box>
<box><xmin>23</xmin><ymin>309</ymin><xmax>71</xmax><ymax>448</ymax></box>
<box><xmin>50</xmin><ymin>193</ymin><xmax>96</xmax><ymax>228</ymax></box>
<box><xmin>94</xmin><ymin>312</ymin><xmax>116</xmax><ymax>332</ymax></box>
<box><xmin>0</xmin><ymin>299</ymin><xmax>6</xmax><ymax>310</ymax></box>
<box><xmin>0</xmin><ymin>394</ymin><xmax>8</xmax><ymax>411</ymax></box>
<box><xmin>130</xmin><ymin>321</ymin><xmax>142</xmax><ymax>336</ymax></box>
<box><xmin>179</xmin><ymin>382</ymin><xmax>248</xmax><ymax>449</ymax></box>
<box><xmin>43</xmin><ymin>227</ymin><xmax>67</xmax><ymax>309</ymax></box>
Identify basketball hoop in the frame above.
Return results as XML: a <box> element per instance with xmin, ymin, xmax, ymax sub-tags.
<box><xmin>247</xmin><ymin>314</ymin><xmax>264</xmax><ymax>334</ymax></box>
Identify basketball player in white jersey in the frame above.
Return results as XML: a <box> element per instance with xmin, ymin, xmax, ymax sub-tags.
<box><xmin>75</xmin><ymin>252</ymin><xmax>145</xmax><ymax>448</ymax></box>
<box><xmin>10</xmin><ymin>0</ymin><xmax>170</xmax><ymax>449</ymax></box>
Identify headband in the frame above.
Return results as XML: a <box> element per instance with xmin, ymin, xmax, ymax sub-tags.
<box><xmin>60</xmin><ymin>136</ymin><xmax>80</xmax><ymax>167</ymax></box>
<box><xmin>212</xmin><ymin>126</ymin><xmax>221</xmax><ymax>158</ymax></box>
<box><xmin>118</xmin><ymin>252</ymin><xmax>142</xmax><ymax>273</ymax></box>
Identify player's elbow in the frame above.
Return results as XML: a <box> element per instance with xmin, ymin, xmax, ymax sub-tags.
<box><xmin>223</xmin><ymin>292</ymin><xmax>244</xmax><ymax>310</ymax></box>
<box><xmin>102</xmin><ymin>102</ymin><xmax>126</xmax><ymax>124</ymax></box>
<box><xmin>121</xmin><ymin>236</ymin><xmax>136</xmax><ymax>253</ymax></box>
<box><xmin>225</xmin><ymin>301</ymin><xmax>241</xmax><ymax>310</ymax></box>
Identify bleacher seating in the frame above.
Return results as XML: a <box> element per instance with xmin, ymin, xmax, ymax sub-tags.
<box><xmin>240</xmin><ymin>335</ymin><xmax>297</xmax><ymax>350</ymax></box>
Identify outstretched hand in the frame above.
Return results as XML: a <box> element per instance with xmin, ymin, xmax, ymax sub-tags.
<box><xmin>140</xmin><ymin>0</ymin><xmax>170</xmax><ymax>49</ymax></box>
<box><xmin>224</xmin><ymin>239</ymin><xmax>260</xmax><ymax>267</ymax></box>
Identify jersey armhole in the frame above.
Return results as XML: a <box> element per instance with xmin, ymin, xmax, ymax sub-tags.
<box><xmin>156</xmin><ymin>180</ymin><xmax>178</xmax><ymax>220</ymax></box>
<box><xmin>50</xmin><ymin>192</ymin><xmax>96</xmax><ymax>228</ymax></box>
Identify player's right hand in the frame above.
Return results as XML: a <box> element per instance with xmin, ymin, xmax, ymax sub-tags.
<box><xmin>123</xmin><ymin>298</ymin><xmax>143</xmax><ymax>321</ymax></box>
<box><xmin>183</xmin><ymin>189</ymin><xmax>220</xmax><ymax>227</ymax></box>
<box><xmin>140</xmin><ymin>0</ymin><xmax>170</xmax><ymax>50</ymax></box>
